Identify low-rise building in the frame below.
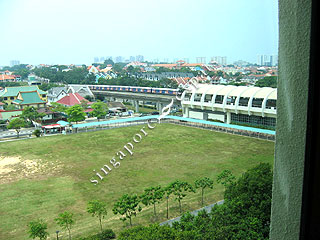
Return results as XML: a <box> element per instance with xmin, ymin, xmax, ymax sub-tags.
<box><xmin>47</xmin><ymin>87</ymin><xmax>68</xmax><ymax>102</ymax></box>
<box><xmin>48</xmin><ymin>85</ymin><xmax>94</xmax><ymax>103</ymax></box>
<box><xmin>12</xmin><ymin>91</ymin><xmax>47</xmax><ymax>109</ymax></box>
<box><xmin>0</xmin><ymin>86</ymin><xmax>47</xmax><ymax>105</ymax></box>
<box><xmin>56</xmin><ymin>93</ymin><xmax>89</xmax><ymax>107</ymax></box>
<box><xmin>0</xmin><ymin>109</ymin><xmax>23</xmax><ymax>121</ymax></box>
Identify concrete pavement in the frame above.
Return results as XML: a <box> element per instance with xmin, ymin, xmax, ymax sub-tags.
<box><xmin>160</xmin><ymin>200</ymin><xmax>224</xmax><ymax>227</ymax></box>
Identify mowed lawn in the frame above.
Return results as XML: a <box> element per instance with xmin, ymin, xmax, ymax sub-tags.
<box><xmin>0</xmin><ymin>123</ymin><xmax>275</xmax><ymax>239</ymax></box>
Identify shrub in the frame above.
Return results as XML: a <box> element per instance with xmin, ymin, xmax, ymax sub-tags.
<box><xmin>79</xmin><ymin>229</ymin><xmax>116</xmax><ymax>240</ymax></box>
<box><xmin>97</xmin><ymin>229</ymin><xmax>116</xmax><ymax>240</ymax></box>
<box><xmin>33</xmin><ymin>129</ymin><xmax>41</xmax><ymax>137</ymax></box>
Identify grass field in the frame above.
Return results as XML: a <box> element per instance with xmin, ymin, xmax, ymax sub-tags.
<box><xmin>0</xmin><ymin>123</ymin><xmax>275</xmax><ymax>239</ymax></box>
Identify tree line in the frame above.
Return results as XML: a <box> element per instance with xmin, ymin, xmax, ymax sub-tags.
<box><xmin>119</xmin><ymin>163</ymin><xmax>272</xmax><ymax>240</ymax></box>
<box><xmin>27</xmin><ymin>175</ymin><xmax>219</xmax><ymax>240</ymax></box>
<box><xmin>26</xmin><ymin>163</ymin><xmax>272</xmax><ymax>240</ymax></box>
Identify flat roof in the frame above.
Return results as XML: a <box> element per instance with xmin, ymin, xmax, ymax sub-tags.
<box><xmin>187</xmin><ymin>84</ymin><xmax>277</xmax><ymax>100</ymax></box>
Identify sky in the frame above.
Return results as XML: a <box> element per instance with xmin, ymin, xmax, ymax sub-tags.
<box><xmin>0</xmin><ymin>0</ymin><xmax>278</xmax><ymax>66</ymax></box>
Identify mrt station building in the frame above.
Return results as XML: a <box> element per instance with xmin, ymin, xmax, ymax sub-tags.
<box><xmin>181</xmin><ymin>84</ymin><xmax>277</xmax><ymax>128</ymax></box>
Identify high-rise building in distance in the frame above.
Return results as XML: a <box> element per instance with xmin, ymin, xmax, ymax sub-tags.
<box><xmin>211</xmin><ymin>56</ymin><xmax>227</xmax><ymax>65</ymax></box>
<box><xmin>183</xmin><ymin>58</ymin><xmax>190</xmax><ymax>63</ymax></box>
<box><xmin>196</xmin><ymin>57</ymin><xmax>206</xmax><ymax>64</ymax></box>
<box><xmin>129</xmin><ymin>56</ymin><xmax>135</xmax><ymax>62</ymax></box>
<box><xmin>136</xmin><ymin>55</ymin><xmax>144</xmax><ymax>62</ymax></box>
<box><xmin>10</xmin><ymin>60</ymin><xmax>20</xmax><ymax>67</ymax></box>
<box><xmin>115</xmin><ymin>56</ymin><xmax>124</xmax><ymax>63</ymax></box>
<box><xmin>257</xmin><ymin>54</ymin><xmax>278</xmax><ymax>66</ymax></box>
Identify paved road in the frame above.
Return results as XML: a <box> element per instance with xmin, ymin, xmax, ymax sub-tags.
<box><xmin>0</xmin><ymin>128</ymin><xmax>35</xmax><ymax>139</ymax></box>
<box><xmin>160</xmin><ymin>200</ymin><xmax>224</xmax><ymax>226</ymax></box>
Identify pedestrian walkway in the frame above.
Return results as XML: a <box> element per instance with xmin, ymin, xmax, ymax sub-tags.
<box><xmin>160</xmin><ymin>200</ymin><xmax>224</xmax><ymax>227</ymax></box>
<box><xmin>0</xmin><ymin>128</ymin><xmax>34</xmax><ymax>139</ymax></box>
<box><xmin>72</xmin><ymin>115</ymin><xmax>275</xmax><ymax>141</ymax></box>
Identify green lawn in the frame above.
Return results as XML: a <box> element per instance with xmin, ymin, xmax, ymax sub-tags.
<box><xmin>0</xmin><ymin>123</ymin><xmax>275</xmax><ymax>239</ymax></box>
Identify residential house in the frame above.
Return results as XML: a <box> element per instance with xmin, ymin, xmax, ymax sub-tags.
<box><xmin>0</xmin><ymin>74</ymin><xmax>15</xmax><ymax>82</ymax></box>
<box><xmin>67</xmin><ymin>85</ymin><xmax>94</xmax><ymax>99</ymax></box>
<box><xmin>87</xmin><ymin>65</ymin><xmax>100</xmax><ymax>74</ymax></box>
<box><xmin>0</xmin><ymin>109</ymin><xmax>23</xmax><ymax>121</ymax></box>
<box><xmin>56</xmin><ymin>93</ymin><xmax>89</xmax><ymax>107</ymax></box>
<box><xmin>125</xmin><ymin>61</ymin><xmax>148</xmax><ymax>68</ymax></box>
<box><xmin>0</xmin><ymin>86</ymin><xmax>47</xmax><ymax>105</ymax></box>
<box><xmin>12</xmin><ymin>91</ymin><xmax>47</xmax><ymax>109</ymax></box>
<box><xmin>47</xmin><ymin>87</ymin><xmax>68</xmax><ymax>102</ymax></box>
<box><xmin>132</xmin><ymin>72</ymin><xmax>194</xmax><ymax>81</ymax></box>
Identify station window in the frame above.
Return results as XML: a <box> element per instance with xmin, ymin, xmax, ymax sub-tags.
<box><xmin>215</xmin><ymin>95</ymin><xmax>223</xmax><ymax>104</ymax></box>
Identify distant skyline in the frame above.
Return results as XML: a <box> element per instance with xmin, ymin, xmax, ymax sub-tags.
<box><xmin>0</xmin><ymin>0</ymin><xmax>278</xmax><ymax>66</ymax></box>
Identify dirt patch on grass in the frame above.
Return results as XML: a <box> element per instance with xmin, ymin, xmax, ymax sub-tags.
<box><xmin>0</xmin><ymin>157</ymin><xmax>21</xmax><ymax>174</ymax></box>
<box><xmin>0</xmin><ymin>156</ymin><xmax>62</xmax><ymax>184</ymax></box>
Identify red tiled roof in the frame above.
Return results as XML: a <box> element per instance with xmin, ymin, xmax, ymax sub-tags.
<box><xmin>84</xmin><ymin>108</ymin><xmax>94</xmax><ymax>113</ymax></box>
<box><xmin>56</xmin><ymin>93</ymin><xmax>87</xmax><ymax>106</ymax></box>
<box><xmin>0</xmin><ymin>75</ymin><xmax>15</xmax><ymax>81</ymax></box>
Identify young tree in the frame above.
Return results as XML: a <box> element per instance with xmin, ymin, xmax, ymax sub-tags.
<box><xmin>28</xmin><ymin>219</ymin><xmax>49</xmax><ymax>240</ymax></box>
<box><xmin>51</xmin><ymin>102</ymin><xmax>67</xmax><ymax>113</ymax></box>
<box><xmin>7</xmin><ymin>118</ymin><xmax>25</xmax><ymax>138</ymax></box>
<box><xmin>164</xmin><ymin>185</ymin><xmax>173</xmax><ymax>219</ymax></box>
<box><xmin>87</xmin><ymin>200</ymin><xmax>108</xmax><ymax>232</ymax></box>
<box><xmin>66</xmin><ymin>104</ymin><xmax>86</xmax><ymax>123</ymax></box>
<box><xmin>169</xmin><ymin>180</ymin><xmax>195</xmax><ymax>213</ymax></box>
<box><xmin>140</xmin><ymin>186</ymin><xmax>164</xmax><ymax>217</ymax></box>
<box><xmin>50</xmin><ymin>102</ymin><xmax>67</xmax><ymax>119</ymax></box>
<box><xmin>216</xmin><ymin>169</ymin><xmax>236</xmax><ymax>187</ymax></box>
<box><xmin>80</xmin><ymin>99</ymin><xmax>88</xmax><ymax>110</ymax></box>
<box><xmin>55</xmin><ymin>211</ymin><xmax>75</xmax><ymax>240</ymax></box>
<box><xmin>91</xmin><ymin>101</ymin><xmax>108</xmax><ymax>121</ymax></box>
<box><xmin>21</xmin><ymin>106</ymin><xmax>45</xmax><ymax>123</ymax></box>
<box><xmin>194</xmin><ymin>177</ymin><xmax>214</xmax><ymax>206</ymax></box>
<box><xmin>113</xmin><ymin>194</ymin><xmax>142</xmax><ymax>227</ymax></box>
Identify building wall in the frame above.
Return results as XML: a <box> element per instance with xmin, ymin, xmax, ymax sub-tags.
<box><xmin>1</xmin><ymin>96</ymin><xmax>17</xmax><ymax>105</ymax></box>
<box><xmin>270</xmin><ymin>0</ymin><xmax>311</xmax><ymax>239</ymax></box>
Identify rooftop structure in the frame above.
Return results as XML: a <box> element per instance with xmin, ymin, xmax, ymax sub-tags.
<box><xmin>0</xmin><ymin>86</ymin><xmax>47</xmax><ymax>105</ymax></box>
<box><xmin>56</xmin><ymin>93</ymin><xmax>88</xmax><ymax>106</ymax></box>
<box><xmin>12</xmin><ymin>91</ymin><xmax>47</xmax><ymax>109</ymax></box>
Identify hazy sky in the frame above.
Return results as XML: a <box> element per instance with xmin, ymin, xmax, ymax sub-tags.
<box><xmin>0</xmin><ymin>0</ymin><xmax>278</xmax><ymax>66</ymax></box>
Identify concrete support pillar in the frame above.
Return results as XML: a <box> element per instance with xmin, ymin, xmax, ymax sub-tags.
<box><xmin>183</xmin><ymin>107</ymin><xmax>189</xmax><ymax>118</ymax></box>
<box><xmin>203</xmin><ymin>112</ymin><xmax>208</xmax><ymax>121</ymax></box>
<box><xmin>159</xmin><ymin>103</ymin><xmax>164</xmax><ymax>113</ymax></box>
<box><xmin>226</xmin><ymin>112</ymin><xmax>231</xmax><ymax>124</ymax></box>
<box><xmin>135</xmin><ymin>100</ymin><xmax>139</xmax><ymax>113</ymax></box>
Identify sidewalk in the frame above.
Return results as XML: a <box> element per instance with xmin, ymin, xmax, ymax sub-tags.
<box><xmin>0</xmin><ymin>128</ymin><xmax>34</xmax><ymax>139</ymax></box>
<box><xmin>160</xmin><ymin>200</ymin><xmax>224</xmax><ymax>226</ymax></box>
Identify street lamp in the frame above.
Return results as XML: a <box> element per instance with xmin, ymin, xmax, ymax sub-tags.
<box><xmin>56</xmin><ymin>230</ymin><xmax>60</xmax><ymax>240</ymax></box>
